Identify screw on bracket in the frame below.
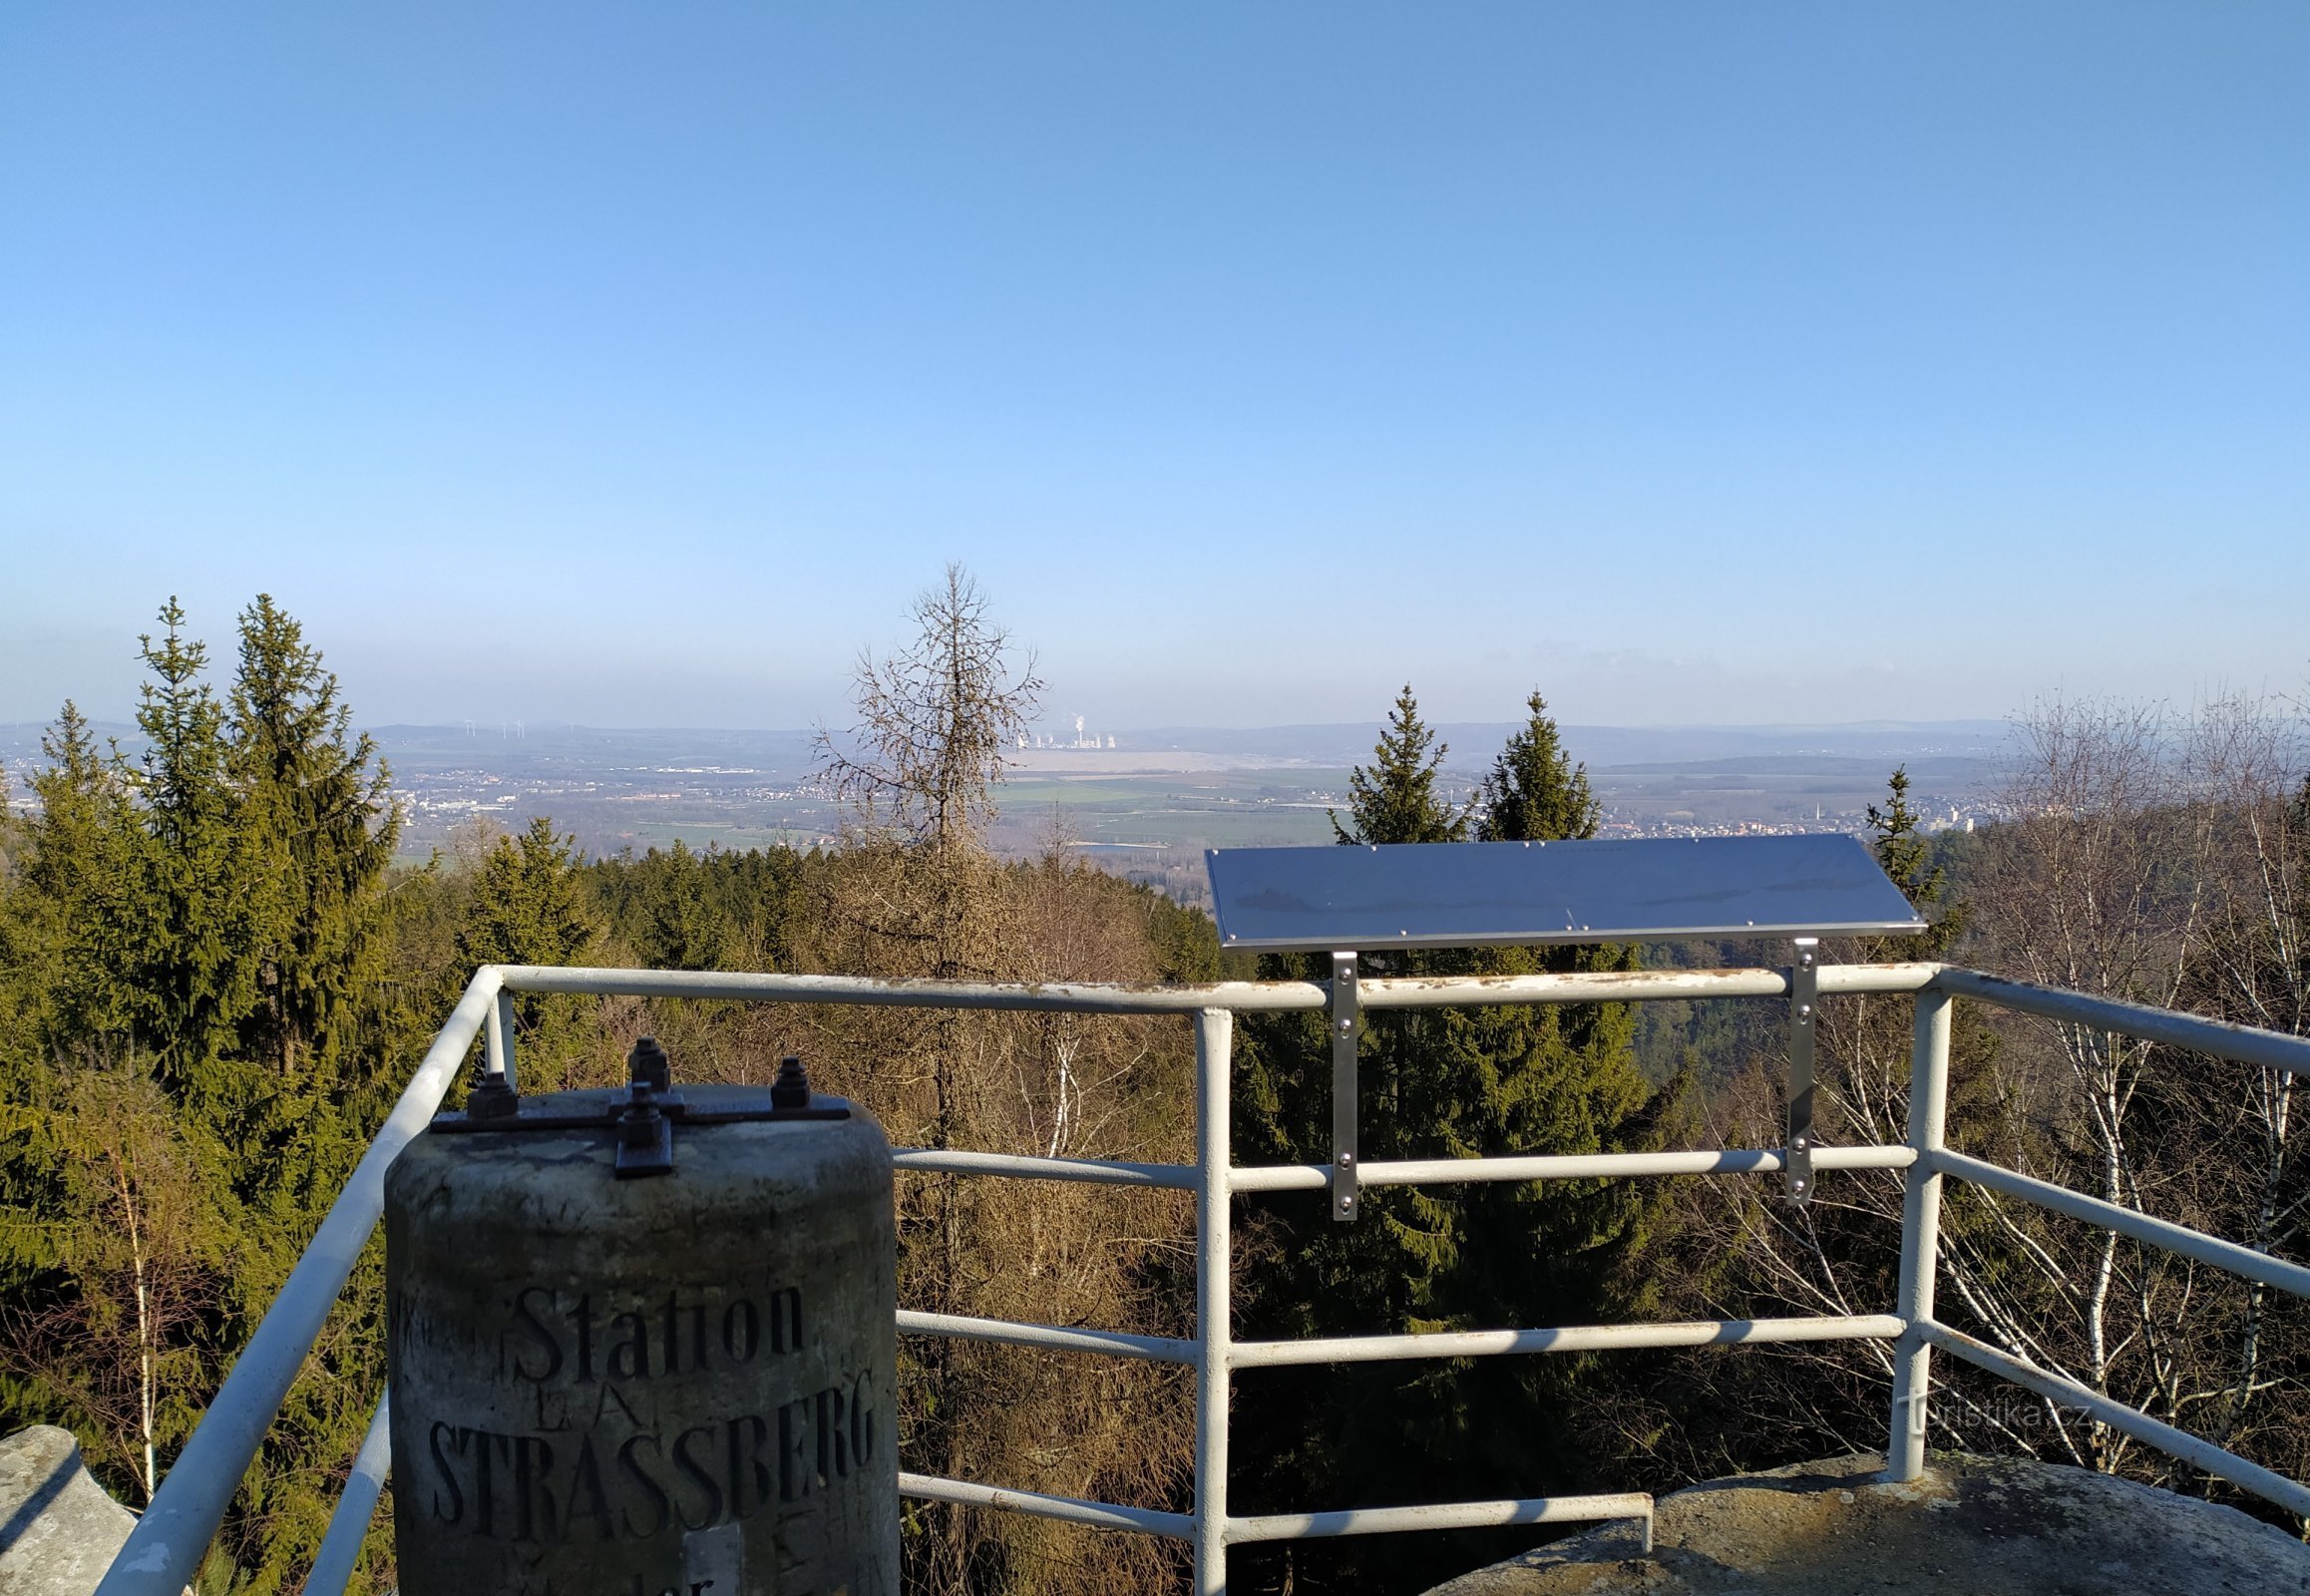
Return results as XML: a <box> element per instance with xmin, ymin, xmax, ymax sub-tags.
<box><xmin>1331</xmin><ymin>950</ymin><xmax>1360</xmax><ymax>1224</ymax></box>
<box><xmin>1785</xmin><ymin>940</ymin><xmax>1819</xmax><ymax>1204</ymax></box>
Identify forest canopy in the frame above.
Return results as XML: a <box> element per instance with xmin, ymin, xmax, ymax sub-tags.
<box><xmin>3</xmin><ymin>587</ymin><xmax>2307</xmax><ymax>1596</ymax></box>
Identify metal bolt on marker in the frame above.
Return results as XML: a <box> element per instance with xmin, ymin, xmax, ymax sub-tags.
<box><xmin>614</xmin><ymin>1077</ymin><xmax>674</xmax><ymax>1179</ymax></box>
<box><xmin>627</xmin><ymin>1034</ymin><xmax>671</xmax><ymax>1090</ymax></box>
<box><xmin>617</xmin><ymin>1078</ymin><xmax>659</xmax><ymax>1134</ymax></box>
<box><xmin>466</xmin><ymin>1069</ymin><xmax>519</xmax><ymax>1122</ymax></box>
<box><xmin>772</xmin><ymin>1053</ymin><xmax>813</xmax><ymax>1110</ymax></box>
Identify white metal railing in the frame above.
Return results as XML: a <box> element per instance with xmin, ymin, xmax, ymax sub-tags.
<box><xmin>90</xmin><ymin>958</ymin><xmax>2310</xmax><ymax>1596</ymax></box>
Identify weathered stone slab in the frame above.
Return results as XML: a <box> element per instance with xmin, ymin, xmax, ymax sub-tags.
<box><xmin>0</xmin><ymin>1426</ymin><xmax>137</xmax><ymax>1596</ymax></box>
<box><xmin>1426</xmin><ymin>1450</ymin><xmax>2310</xmax><ymax>1596</ymax></box>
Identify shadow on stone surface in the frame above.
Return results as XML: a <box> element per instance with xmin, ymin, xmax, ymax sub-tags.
<box><xmin>1424</xmin><ymin>1451</ymin><xmax>2310</xmax><ymax>1596</ymax></box>
<box><xmin>0</xmin><ymin>1426</ymin><xmax>139</xmax><ymax>1596</ymax></box>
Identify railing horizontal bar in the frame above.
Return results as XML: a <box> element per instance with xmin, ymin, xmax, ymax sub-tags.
<box><xmin>899</xmin><ymin>1310</ymin><xmax>1198</xmax><ymax>1365</ymax></box>
<box><xmin>1361</xmin><ymin>968</ymin><xmax>1787</xmax><ymax>1006</ymax></box>
<box><xmin>1934</xmin><ymin>968</ymin><xmax>2310</xmax><ymax>1077</ymax></box>
<box><xmin>900</xmin><ymin>1471</ymin><xmax>1195</xmax><ymax>1539</ymax></box>
<box><xmin>299</xmin><ymin>1392</ymin><xmax>391</xmax><ymax>1596</ymax></box>
<box><xmin>1932</xmin><ymin>1150</ymin><xmax>2310</xmax><ymax>1301</ymax></box>
<box><xmin>496</xmin><ymin>964</ymin><xmax>1329</xmax><ymax>1012</ymax></box>
<box><xmin>1231</xmin><ymin>1314</ymin><xmax>1903</xmax><ymax>1370</ymax></box>
<box><xmin>1225</xmin><ymin>1491</ymin><xmax>1654</xmax><ymax>1544</ymax></box>
<box><xmin>894</xmin><ymin>1147</ymin><xmax>1198</xmax><ymax>1189</ymax></box>
<box><xmin>1231</xmin><ymin>1143</ymin><xmax>1913</xmax><ymax>1194</ymax></box>
<box><xmin>1363</xmin><ymin>1144</ymin><xmax>1913</xmax><ymax>1188</ymax></box>
<box><xmin>1360</xmin><ymin>963</ymin><xmax>1940</xmax><ymax>1009</ymax></box>
<box><xmin>493</xmin><ymin>962</ymin><xmax>1947</xmax><ymax>1015</ymax></box>
<box><xmin>96</xmin><ymin>972</ymin><xmax>502</xmax><ymax>1596</ymax></box>
<box><xmin>1920</xmin><ymin>1320</ymin><xmax>2310</xmax><ymax>1519</ymax></box>
<box><xmin>1818</xmin><ymin>962</ymin><xmax>1944</xmax><ymax>995</ymax></box>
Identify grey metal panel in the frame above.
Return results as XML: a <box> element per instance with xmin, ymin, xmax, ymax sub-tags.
<box><xmin>1205</xmin><ymin>834</ymin><xmax>1926</xmax><ymax>952</ymax></box>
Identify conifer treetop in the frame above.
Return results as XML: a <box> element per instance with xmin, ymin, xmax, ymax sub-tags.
<box><xmin>1479</xmin><ymin>690</ymin><xmax>1599</xmax><ymax>843</ymax></box>
<box><xmin>1332</xmin><ymin>684</ymin><xmax>1469</xmax><ymax>845</ymax></box>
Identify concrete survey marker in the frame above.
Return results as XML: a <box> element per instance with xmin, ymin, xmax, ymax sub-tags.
<box><xmin>1426</xmin><ymin>1451</ymin><xmax>2310</xmax><ymax>1596</ymax></box>
<box><xmin>385</xmin><ymin>1046</ymin><xmax>900</xmax><ymax>1596</ymax></box>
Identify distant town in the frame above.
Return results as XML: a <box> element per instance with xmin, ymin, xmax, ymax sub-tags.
<box><xmin>1</xmin><ymin>716</ymin><xmax>2002</xmax><ymax>908</ymax></box>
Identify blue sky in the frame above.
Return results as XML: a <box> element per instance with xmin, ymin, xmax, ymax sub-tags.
<box><xmin>3</xmin><ymin>4</ymin><xmax>2304</xmax><ymax>732</ymax></box>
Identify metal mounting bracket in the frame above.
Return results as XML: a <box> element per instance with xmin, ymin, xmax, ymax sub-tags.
<box><xmin>1785</xmin><ymin>938</ymin><xmax>1818</xmax><ymax>1203</ymax></box>
<box><xmin>1331</xmin><ymin>950</ymin><xmax>1359</xmax><ymax>1223</ymax></box>
<box><xmin>431</xmin><ymin>1044</ymin><xmax>849</xmax><ymax>1184</ymax></box>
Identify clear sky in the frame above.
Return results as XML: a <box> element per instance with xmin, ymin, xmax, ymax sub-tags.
<box><xmin>3</xmin><ymin>4</ymin><xmax>2304</xmax><ymax>733</ymax></box>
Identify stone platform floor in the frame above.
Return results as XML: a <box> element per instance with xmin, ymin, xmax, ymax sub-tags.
<box><xmin>1426</xmin><ymin>1451</ymin><xmax>2310</xmax><ymax>1596</ymax></box>
<box><xmin>1</xmin><ymin>1426</ymin><xmax>140</xmax><ymax>1596</ymax></box>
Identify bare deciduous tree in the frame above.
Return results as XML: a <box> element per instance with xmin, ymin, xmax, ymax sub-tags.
<box><xmin>1647</xmin><ymin>695</ymin><xmax>2310</xmax><ymax>1520</ymax></box>
<box><xmin>2174</xmin><ymin>695</ymin><xmax>2310</xmax><ymax>1466</ymax></box>
<box><xmin>797</xmin><ymin>569</ymin><xmax>1190</xmax><ymax>1594</ymax></box>
<box><xmin>0</xmin><ymin>1057</ymin><xmax>217</xmax><ymax>1502</ymax></box>
<box><xmin>815</xmin><ymin>564</ymin><xmax>1043</xmax><ymax>878</ymax></box>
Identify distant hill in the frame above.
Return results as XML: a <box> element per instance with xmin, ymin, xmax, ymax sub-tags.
<box><xmin>1114</xmin><ymin>719</ymin><xmax>2012</xmax><ymax>771</ymax></box>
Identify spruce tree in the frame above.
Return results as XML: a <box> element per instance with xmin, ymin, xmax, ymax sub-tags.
<box><xmin>456</xmin><ymin>817</ymin><xmax>598</xmax><ymax>972</ymax></box>
<box><xmin>10</xmin><ymin>704</ymin><xmax>138</xmax><ymax>1048</ymax></box>
<box><xmin>1478</xmin><ymin>691</ymin><xmax>1599</xmax><ymax>844</ymax></box>
<box><xmin>455</xmin><ymin>818</ymin><xmax>601</xmax><ymax>1089</ymax></box>
<box><xmin>0</xmin><ymin>604</ymin><xmax>401</xmax><ymax>1593</ymax></box>
<box><xmin>0</xmin><ymin>706</ymin><xmax>147</xmax><ymax>1354</ymax></box>
<box><xmin>1330</xmin><ymin>685</ymin><xmax>1468</xmax><ymax>844</ymax></box>
<box><xmin>228</xmin><ymin>595</ymin><xmax>399</xmax><ymax>1080</ymax></box>
<box><xmin>1233</xmin><ymin>687</ymin><xmax>1663</xmax><ymax>1594</ymax></box>
<box><xmin>118</xmin><ymin>601</ymin><xmax>273</xmax><ymax>1105</ymax></box>
<box><xmin>635</xmin><ymin>839</ymin><xmax>735</xmax><ymax>971</ymax></box>
<box><xmin>1478</xmin><ymin>688</ymin><xmax>1640</xmax><ymax>1090</ymax></box>
<box><xmin>1866</xmin><ymin>765</ymin><xmax>1967</xmax><ymax>958</ymax></box>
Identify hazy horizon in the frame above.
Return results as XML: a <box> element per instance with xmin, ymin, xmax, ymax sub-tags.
<box><xmin>1</xmin><ymin>709</ymin><xmax>2019</xmax><ymax>747</ymax></box>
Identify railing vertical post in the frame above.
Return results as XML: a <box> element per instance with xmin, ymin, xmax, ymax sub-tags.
<box><xmin>1887</xmin><ymin>986</ymin><xmax>1952</xmax><ymax>1480</ymax></box>
<box><xmin>301</xmin><ymin>1391</ymin><xmax>390</xmax><ymax>1596</ymax></box>
<box><xmin>1194</xmin><ymin>1006</ymin><xmax>1235</xmax><ymax>1595</ymax></box>
<box><xmin>486</xmin><ymin>987</ymin><xmax>518</xmax><ymax>1089</ymax></box>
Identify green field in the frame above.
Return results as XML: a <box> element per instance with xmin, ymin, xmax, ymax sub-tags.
<box><xmin>391</xmin><ymin>766</ymin><xmax>1357</xmax><ymax>869</ymax></box>
<box><xmin>985</xmin><ymin>771</ymin><xmax>1348</xmax><ymax>852</ymax></box>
